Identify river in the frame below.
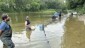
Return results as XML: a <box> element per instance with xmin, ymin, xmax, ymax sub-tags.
<box><xmin>0</xmin><ymin>13</ymin><xmax>85</xmax><ymax>48</ymax></box>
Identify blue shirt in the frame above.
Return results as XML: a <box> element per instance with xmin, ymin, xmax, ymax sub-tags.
<box><xmin>0</xmin><ymin>21</ymin><xmax>12</xmax><ymax>38</ymax></box>
<box><xmin>0</xmin><ymin>21</ymin><xmax>10</xmax><ymax>31</ymax></box>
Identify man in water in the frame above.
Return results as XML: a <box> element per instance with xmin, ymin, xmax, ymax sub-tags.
<box><xmin>59</xmin><ymin>11</ymin><xmax>62</xmax><ymax>20</ymax></box>
<box><xmin>25</xmin><ymin>16</ymin><xmax>31</xmax><ymax>39</ymax></box>
<box><xmin>0</xmin><ymin>14</ymin><xmax>15</xmax><ymax>48</ymax></box>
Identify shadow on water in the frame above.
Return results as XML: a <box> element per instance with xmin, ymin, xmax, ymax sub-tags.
<box><xmin>62</xmin><ymin>15</ymin><xmax>85</xmax><ymax>48</ymax></box>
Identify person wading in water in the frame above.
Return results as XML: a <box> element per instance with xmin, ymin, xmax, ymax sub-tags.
<box><xmin>25</xmin><ymin>16</ymin><xmax>32</xmax><ymax>39</ymax></box>
<box><xmin>0</xmin><ymin>14</ymin><xmax>15</xmax><ymax>48</ymax></box>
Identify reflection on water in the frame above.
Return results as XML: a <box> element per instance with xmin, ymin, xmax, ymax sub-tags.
<box><xmin>8</xmin><ymin>13</ymin><xmax>52</xmax><ymax>32</ymax></box>
<box><xmin>0</xmin><ymin>13</ymin><xmax>67</xmax><ymax>48</ymax></box>
<box><xmin>63</xmin><ymin>16</ymin><xmax>85</xmax><ymax>48</ymax></box>
<box><xmin>0</xmin><ymin>13</ymin><xmax>52</xmax><ymax>48</ymax></box>
<box><xmin>78</xmin><ymin>16</ymin><xmax>85</xmax><ymax>25</ymax></box>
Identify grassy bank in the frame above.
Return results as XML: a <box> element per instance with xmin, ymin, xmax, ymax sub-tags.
<box><xmin>8</xmin><ymin>9</ymin><xmax>56</xmax><ymax>14</ymax></box>
<box><xmin>38</xmin><ymin>9</ymin><xmax>56</xmax><ymax>14</ymax></box>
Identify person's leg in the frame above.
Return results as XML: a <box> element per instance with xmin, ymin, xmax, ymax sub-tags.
<box><xmin>2</xmin><ymin>39</ymin><xmax>15</xmax><ymax>48</ymax></box>
<box><xmin>3</xmin><ymin>44</ymin><xmax>7</xmax><ymax>48</ymax></box>
<box><xmin>26</xmin><ymin>30</ymin><xmax>31</xmax><ymax>39</ymax></box>
<box><xmin>7</xmin><ymin>40</ymin><xmax>15</xmax><ymax>48</ymax></box>
<box><xmin>59</xmin><ymin>15</ymin><xmax>61</xmax><ymax>21</ymax></box>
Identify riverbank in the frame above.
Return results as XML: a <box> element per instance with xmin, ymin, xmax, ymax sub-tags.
<box><xmin>5</xmin><ymin>9</ymin><xmax>56</xmax><ymax>15</ymax></box>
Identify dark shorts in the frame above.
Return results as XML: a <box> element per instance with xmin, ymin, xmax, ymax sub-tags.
<box><xmin>26</xmin><ymin>25</ymin><xmax>31</xmax><ymax>31</ymax></box>
<box><xmin>1</xmin><ymin>38</ymin><xmax>15</xmax><ymax>48</ymax></box>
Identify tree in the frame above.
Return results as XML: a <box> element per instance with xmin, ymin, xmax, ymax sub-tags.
<box><xmin>0</xmin><ymin>0</ymin><xmax>64</xmax><ymax>12</ymax></box>
<box><xmin>66</xmin><ymin>0</ymin><xmax>85</xmax><ymax>9</ymax></box>
<box><xmin>15</xmin><ymin>0</ymin><xmax>27</xmax><ymax>11</ymax></box>
<box><xmin>30</xmin><ymin>2</ymin><xmax>40</xmax><ymax>11</ymax></box>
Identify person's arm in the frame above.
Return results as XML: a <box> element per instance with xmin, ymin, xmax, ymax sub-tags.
<box><xmin>25</xmin><ymin>21</ymin><xmax>27</xmax><ymax>26</ymax></box>
<box><xmin>0</xmin><ymin>22</ymin><xmax>6</xmax><ymax>36</ymax></box>
<box><xmin>0</xmin><ymin>30</ymin><xmax>3</xmax><ymax>36</ymax></box>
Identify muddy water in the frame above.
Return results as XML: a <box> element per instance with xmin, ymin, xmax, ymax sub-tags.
<box><xmin>0</xmin><ymin>13</ymin><xmax>67</xmax><ymax>48</ymax></box>
<box><xmin>29</xmin><ymin>15</ymin><xmax>67</xmax><ymax>48</ymax></box>
<box><xmin>0</xmin><ymin>12</ymin><xmax>52</xmax><ymax>48</ymax></box>
<box><xmin>63</xmin><ymin>15</ymin><xmax>85</xmax><ymax>48</ymax></box>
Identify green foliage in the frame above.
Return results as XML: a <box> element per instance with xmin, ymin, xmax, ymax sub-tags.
<box><xmin>66</xmin><ymin>0</ymin><xmax>85</xmax><ymax>13</ymax></box>
<box><xmin>0</xmin><ymin>3</ymin><xmax>10</xmax><ymax>12</ymax></box>
<box><xmin>46</xmin><ymin>1</ymin><xmax>60</xmax><ymax>9</ymax></box>
<box><xmin>66</xmin><ymin>0</ymin><xmax>85</xmax><ymax>9</ymax></box>
<box><xmin>40</xmin><ymin>2</ymin><xmax>47</xmax><ymax>10</ymax></box>
<box><xmin>0</xmin><ymin>0</ymin><xmax>64</xmax><ymax>12</ymax></box>
<box><xmin>30</xmin><ymin>2</ymin><xmax>40</xmax><ymax>11</ymax></box>
<box><xmin>15</xmin><ymin>0</ymin><xmax>27</xmax><ymax>12</ymax></box>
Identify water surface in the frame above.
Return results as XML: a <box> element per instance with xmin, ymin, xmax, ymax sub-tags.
<box><xmin>63</xmin><ymin>15</ymin><xmax>85</xmax><ymax>48</ymax></box>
